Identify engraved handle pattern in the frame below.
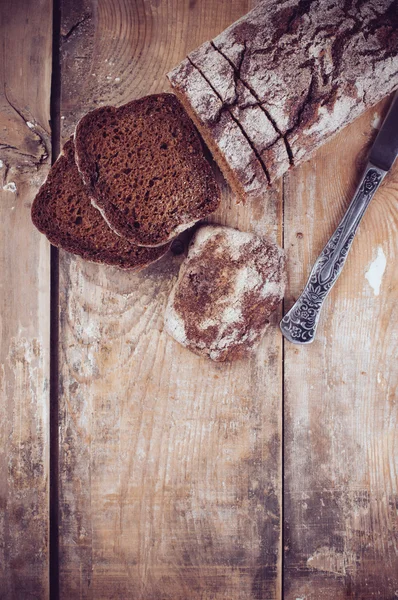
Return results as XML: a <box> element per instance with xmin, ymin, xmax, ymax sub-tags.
<box><xmin>280</xmin><ymin>165</ymin><xmax>386</xmax><ymax>344</ymax></box>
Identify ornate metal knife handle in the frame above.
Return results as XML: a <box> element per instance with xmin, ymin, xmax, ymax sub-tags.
<box><xmin>280</xmin><ymin>163</ymin><xmax>386</xmax><ymax>344</ymax></box>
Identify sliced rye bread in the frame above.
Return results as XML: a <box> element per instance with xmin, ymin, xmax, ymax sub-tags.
<box><xmin>74</xmin><ymin>93</ymin><xmax>221</xmax><ymax>247</ymax></box>
<box><xmin>31</xmin><ymin>139</ymin><xmax>170</xmax><ymax>269</ymax></box>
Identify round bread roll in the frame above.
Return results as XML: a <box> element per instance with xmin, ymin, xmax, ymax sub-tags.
<box><xmin>164</xmin><ymin>225</ymin><xmax>286</xmax><ymax>361</ymax></box>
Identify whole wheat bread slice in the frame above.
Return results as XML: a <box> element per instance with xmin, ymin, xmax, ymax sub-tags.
<box><xmin>31</xmin><ymin>139</ymin><xmax>170</xmax><ymax>269</ymax></box>
<box><xmin>74</xmin><ymin>94</ymin><xmax>221</xmax><ymax>247</ymax></box>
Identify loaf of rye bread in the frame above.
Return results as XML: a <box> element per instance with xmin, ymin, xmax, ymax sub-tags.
<box><xmin>168</xmin><ymin>0</ymin><xmax>398</xmax><ymax>202</ymax></box>
<box><xmin>164</xmin><ymin>225</ymin><xmax>285</xmax><ymax>361</ymax></box>
<box><xmin>31</xmin><ymin>139</ymin><xmax>170</xmax><ymax>269</ymax></box>
<box><xmin>74</xmin><ymin>93</ymin><xmax>221</xmax><ymax>247</ymax></box>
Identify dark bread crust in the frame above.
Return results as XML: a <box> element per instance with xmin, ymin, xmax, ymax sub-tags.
<box><xmin>31</xmin><ymin>139</ymin><xmax>170</xmax><ymax>269</ymax></box>
<box><xmin>74</xmin><ymin>94</ymin><xmax>221</xmax><ymax>246</ymax></box>
<box><xmin>168</xmin><ymin>0</ymin><xmax>398</xmax><ymax>200</ymax></box>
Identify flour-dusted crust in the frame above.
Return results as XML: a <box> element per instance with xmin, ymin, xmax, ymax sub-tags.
<box><xmin>168</xmin><ymin>0</ymin><xmax>398</xmax><ymax>201</ymax></box>
<box><xmin>164</xmin><ymin>225</ymin><xmax>286</xmax><ymax>361</ymax></box>
<box><xmin>167</xmin><ymin>59</ymin><xmax>270</xmax><ymax>204</ymax></box>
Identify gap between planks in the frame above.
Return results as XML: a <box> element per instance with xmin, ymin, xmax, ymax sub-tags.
<box><xmin>281</xmin><ymin>173</ymin><xmax>286</xmax><ymax>600</ymax></box>
<box><xmin>50</xmin><ymin>0</ymin><xmax>61</xmax><ymax>597</ymax></box>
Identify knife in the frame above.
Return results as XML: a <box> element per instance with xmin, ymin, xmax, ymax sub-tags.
<box><xmin>280</xmin><ymin>90</ymin><xmax>398</xmax><ymax>345</ymax></box>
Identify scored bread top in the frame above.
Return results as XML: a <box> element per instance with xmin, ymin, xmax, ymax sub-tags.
<box><xmin>168</xmin><ymin>0</ymin><xmax>398</xmax><ymax>201</ymax></box>
<box><xmin>31</xmin><ymin>139</ymin><xmax>170</xmax><ymax>269</ymax></box>
<box><xmin>74</xmin><ymin>94</ymin><xmax>221</xmax><ymax>247</ymax></box>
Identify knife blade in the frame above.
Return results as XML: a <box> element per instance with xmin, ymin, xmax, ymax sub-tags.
<box><xmin>370</xmin><ymin>90</ymin><xmax>398</xmax><ymax>171</ymax></box>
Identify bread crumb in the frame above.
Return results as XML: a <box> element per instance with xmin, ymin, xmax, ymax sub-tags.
<box><xmin>371</xmin><ymin>112</ymin><xmax>381</xmax><ymax>130</ymax></box>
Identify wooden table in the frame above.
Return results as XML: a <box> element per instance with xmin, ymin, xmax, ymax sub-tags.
<box><xmin>1</xmin><ymin>1</ymin><xmax>397</xmax><ymax>598</ymax></box>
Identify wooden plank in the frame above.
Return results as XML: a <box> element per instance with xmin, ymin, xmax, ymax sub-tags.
<box><xmin>58</xmin><ymin>1</ymin><xmax>282</xmax><ymax>598</ymax></box>
<box><xmin>283</xmin><ymin>97</ymin><xmax>398</xmax><ymax>599</ymax></box>
<box><xmin>0</xmin><ymin>1</ymin><xmax>52</xmax><ymax>597</ymax></box>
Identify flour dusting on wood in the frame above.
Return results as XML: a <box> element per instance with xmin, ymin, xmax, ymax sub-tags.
<box><xmin>365</xmin><ymin>247</ymin><xmax>386</xmax><ymax>296</ymax></box>
<box><xmin>2</xmin><ymin>182</ymin><xmax>17</xmax><ymax>193</ymax></box>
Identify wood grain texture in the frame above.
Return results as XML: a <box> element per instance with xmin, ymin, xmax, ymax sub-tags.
<box><xmin>283</xmin><ymin>97</ymin><xmax>398</xmax><ymax>599</ymax></box>
<box><xmin>0</xmin><ymin>0</ymin><xmax>52</xmax><ymax>597</ymax></box>
<box><xmin>58</xmin><ymin>1</ymin><xmax>282</xmax><ymax>598</ymax></box>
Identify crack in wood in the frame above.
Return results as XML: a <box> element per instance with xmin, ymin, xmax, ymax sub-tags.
<box><xmin>0</xmin><ymin>142</ymin><xmax>46</xmax><ymax>162</ymax></box>
<box><xmin>2</xmin><ymin>84</ymin><xmax>50</xmax><ymax>166</ymax></box>
<box><xmin>0</xmin><ymin>157</ymin><xmax>9</xmax><ymax>186</ymax></box>
<box><xmin>62</xmin><ymin>14</ymin><xmax>91</xmax><ymax>42</ymax></box>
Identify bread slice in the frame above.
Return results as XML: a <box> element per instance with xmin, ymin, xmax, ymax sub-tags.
<box><xmin>31</xmin><ymin>139</ymin><xmax>170</xmax><ymax>269</ymax></box>
<box><xmin>164</xmin><ymin>225</ymin><xmax>286</xmax><ymax>361</ymax></box>
<box><xmin>74</xmin><ymin>94</ymin><xmax>221</xmax><ymax>247</ymax></box>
